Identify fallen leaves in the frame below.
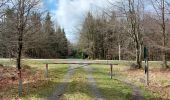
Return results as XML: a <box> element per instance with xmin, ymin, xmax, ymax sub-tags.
<box><xmin>0</xmin><ymin>65</ymin><xmax>44</xmax><ymax>100</ymax></box>
<box><xmin>123</xmin><ymin>67</ymin><xmax>170</xmax><ymax>99</ymax></box>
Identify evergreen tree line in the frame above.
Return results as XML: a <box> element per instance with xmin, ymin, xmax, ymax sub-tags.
<box><xmin>0</xmin><ymin>9</ymin><xmax>68</xmax><ymax>58</ymax></box>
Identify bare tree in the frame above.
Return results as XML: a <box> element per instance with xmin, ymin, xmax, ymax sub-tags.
<box><xmin>115</xmin><ymin>0</ymin><xmax>144</xmax><ymax>68</ymax></box>
<box><xmin>6</xmin><ymin>0</ymin><xmax>41</xmax><ymax>96</ymax></box>
<box><xmin>151</xmin><ymin>0</ymin><xmax>169</xmax><ymax>68</ymax></box>
<box><xmin>15</xmin><ymin>0</ymin><xmax>40</xmax><ymax>69</ymax></box>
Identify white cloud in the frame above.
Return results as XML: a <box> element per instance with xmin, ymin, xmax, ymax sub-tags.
<box><xmin>55</xmin><ymin>0</ymin><xmax>115</xmax><ymax>43</ymax></box>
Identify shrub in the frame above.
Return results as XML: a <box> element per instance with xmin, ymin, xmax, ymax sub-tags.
<box><xmin>22</xmin><ymin>65</ymin><xmax>31</xmax><ymax>69</ymax></box>
<box><xmin>0</xmin><ymin>64</ymin><xmax>3</xmax><ymax>67</ymax></box>
<box><xmin>130</xmin><ymin>63</ymin><xmax>139</xmax><ymax>70</ymax></box>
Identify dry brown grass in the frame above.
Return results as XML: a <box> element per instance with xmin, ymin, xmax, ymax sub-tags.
<box><xmin>0</xmin><ymin>66</ymin><xmax>44</xmax><ymax>100</ymax></box>
<box><xmin>114</xmin><ymin>64</ymin><xmax>170</xmax><ymax>99</ymax></box>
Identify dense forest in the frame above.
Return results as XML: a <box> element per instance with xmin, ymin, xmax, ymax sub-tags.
<box><xmin>0</xmin><ymin>0</ymin><xmax>170</xmax><ymax>69</ymax></box>
<box><xmin>78</xmin><ymin>0</ymin><xmax>170</xmax><ymax>68</ymax></box>
<box><xmin>0</xmin><ymin>6</ymin><xmax>68</xmax><ymax>58</ymax></box>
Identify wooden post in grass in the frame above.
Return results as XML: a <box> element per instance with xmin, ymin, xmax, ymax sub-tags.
<box><xmin>45</xmin><ymin>64</ymin><xmax>48</xmax><ymax>78</ymax></box>
<box><xmin>18</xmin><ymin>69</ymin><xmax>22</xmax><ymax>96</ymax></box>
<box><xmin>119</xmin><ymin>44</ymin><xmax>121</xmax><ymax>61</ymax></box>
<box><xmin>144</xmin><ymin>46</ymin><xmax>149</xmax><ymax>86</ymax></box>
<box><xmin>110</xmin><ymin>64</ymin><xmax>113</xmax><ymax>79</ymax></box>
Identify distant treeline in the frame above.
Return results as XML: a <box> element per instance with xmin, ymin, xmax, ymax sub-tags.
<box><xmin>0</xmin><ymin>9</ymin><xmax>68</xmax><ymax>58</ymax></box>
<box><xmin>78</xmin><ymin>12</ymin><xmax>170</xmax><ymax>61</ymax></box>
<box><xmin>78</xmin><ymin>0</ymin><xmax>170</xmax><ymax>68</ymax></box>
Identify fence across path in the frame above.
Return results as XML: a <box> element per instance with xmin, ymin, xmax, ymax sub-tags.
<box><xmin>44</xmin><ymin>62</ymin><xmax>118</xmax><ymax>79</ymax></box>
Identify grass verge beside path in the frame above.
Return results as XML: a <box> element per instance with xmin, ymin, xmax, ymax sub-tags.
<box><xmin>21</xmin><ymin>64</ymin><xmax>68</xmax><ymax>100</ymax></box>
<box><xmin>60</xmin><ymin>65</ymin><xmax>94</xmax><ymax>100</ymax></box>
<box><xmin>91</xmin><ymin>65</ymin><xmax>132</xmax><ymax>100</ymax></box>
<box><xmin>91</xmin><ymin>64</ymin><xmax>155</xmax><ymax>100</ymax></box>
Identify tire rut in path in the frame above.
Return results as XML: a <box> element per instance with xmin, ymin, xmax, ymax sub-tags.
<box><xmin>47</xmin><ymin>63</ymin><xmax>143</xmax><ymax>100</ymax></box>
<box><xmin>47</xmin><ymin>65</ymin><xmax>76</xmax><ymax>100</ymax></box>
<box><xmin>123</xmin><ymin>79</ymin><xmax>144</xmax><ymax>100</ymax></box>
<box><xmin>83</xmin><ymin>65</ymin><xmax>105</xmax><ymax>100</ymax></box>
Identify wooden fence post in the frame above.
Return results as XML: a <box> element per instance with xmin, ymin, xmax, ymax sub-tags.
<box><xmin>119</xmin><ymin>44</ymin><xmax>121</xmax><ymax>61</ymax></box>
<box><xmin>110</xmin><ymin>64</ymin><xmax>113</xmax><ymax>79</ymax></box>
<box><xmin>45</xmin><ymin>64</ymin><xmax>48</xmax><ymax>78</ymax></box>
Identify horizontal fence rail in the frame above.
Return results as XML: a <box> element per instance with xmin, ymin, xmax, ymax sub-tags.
<box><xmin>44</xmin><ymin>62</ymin><xmax>118</xmax><ymax>79</ymax></box>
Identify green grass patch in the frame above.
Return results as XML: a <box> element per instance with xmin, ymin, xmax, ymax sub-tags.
<box><xmin>21</xmin><ymin>64</ymin><xmax>68</xmax><ymax>100</ymax></box>
<box><xmin>60</xmin><ymin>66</ymin><xmax>94</xmax><ymax>100</ymax></box>
<box><xmin>91</xmin><ymin>64</ymin><xmax>155</xmax><ymax>100</ymax></box>
<box><xmin>91</xmin><ymin>65</ymin><xmax>132</xmax><ymax>100</ymax></box>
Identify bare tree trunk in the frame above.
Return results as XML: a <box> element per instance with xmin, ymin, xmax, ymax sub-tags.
<box><xmin>119</xmin><ymin>44</ymin><xmax>121</xmax><ymax>60</ymax></box>
<box><xmin>162</xmin><ymin>36</ymin><xmax>168</xmax><ymax>68</ymax></box>
<box><xmin>136</xmin><ymin>42</ymin><xmax>142</xmax><ymax>68</ymax></box>
<box><xmin>161</xmin><ymin>0</ymin><xmax>168</xmax><ymax>68</ymax></box>
<box><xmin>139</xmin><ymin>44</ymin><xmax>142</xmax><ymax>65</ymax></box>
<box><xmin>162</xmin><ymin>51</ymin><xmax>167</xmax><ymax>68</ymax></box>
<box><xmin>16</xmin><ymin>0</ymin><xmax>24</xmax><ymax>96</ymax></box>
<box><xmin>16</xmin><ymin>33</ymin><xmax>23</xmax><ymax>70</ymax></box>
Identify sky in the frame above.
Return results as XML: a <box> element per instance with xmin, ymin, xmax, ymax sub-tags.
<box><xmin>42</xmin><ymin>0</ymin><xmax>111</xmax><ymax>43</ymax></box>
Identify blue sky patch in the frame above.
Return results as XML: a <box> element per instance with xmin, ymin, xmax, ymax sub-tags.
<box><xmin>42</xmin><ymin>0</ymin><xmax>58</xmax><ymax>11</ymax></box>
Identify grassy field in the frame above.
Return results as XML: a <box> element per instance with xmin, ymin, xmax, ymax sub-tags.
<box><xmin>0</xmin><ymin>59</ymin><xmax>169</xmax><ymax>100</ymax></box>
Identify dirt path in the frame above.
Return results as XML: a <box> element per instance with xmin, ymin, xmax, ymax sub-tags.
<box><xmin>83</xmin><ymin>65</ymin><xmax>105</xmax><ymax>100</ymax></box>
<box><xmin>47</xmin><ymin>65</ymin><xmax>76</xmax><ymax>100</ymax></box>
<box><xmin>47</xmin><ymin>62</ymin><xmax>142</xmax><ymax>100</ymax></box>
<box><xmin>47</xmin><ymin>64</ymin><xmax>104</xmax><ymax>100</ymax></box>
<box><xmin>123</xmin><ymin>79</ymin><xmax>144</xmax><ymax>100</ymax></box>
